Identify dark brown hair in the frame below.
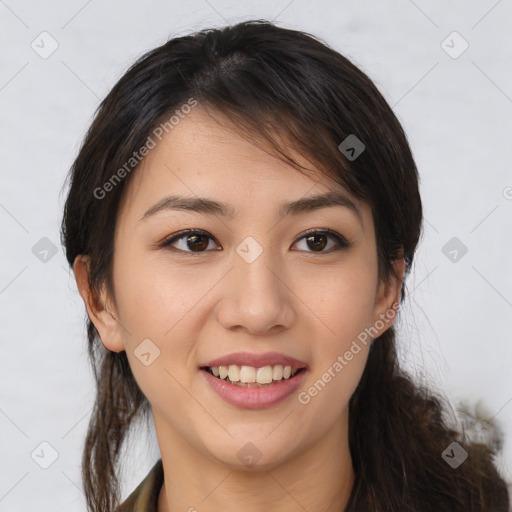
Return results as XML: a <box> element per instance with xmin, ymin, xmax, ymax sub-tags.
<box><xmin>60</xmin><ymin>20</ymin><xmax>510</xmax><ymax>512</ymax></box>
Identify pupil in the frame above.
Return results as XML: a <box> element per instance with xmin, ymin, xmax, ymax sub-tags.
<box><xmin>187</xmin><ymin>234</ymin><xmax>208</xmax><ymax>251</ymax></box>
<box><xmin>307</xmin><ymin>234</ymin><xmax>327</xmax><ymax>251</ymax></box>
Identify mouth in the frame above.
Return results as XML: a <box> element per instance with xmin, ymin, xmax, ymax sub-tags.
<box><xmin>201</xmin><ymin>364</ymin><xmax>305</xmax><ymax>388</ymax></box>
<box><xmin>199</xmin><ymin>351</ymin><xmax>308</xmax><ymax>409</ymax></box>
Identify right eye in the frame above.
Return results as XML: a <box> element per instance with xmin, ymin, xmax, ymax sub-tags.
<box><xmin>159</xmin><ymin>229</ymin><xmax>222</xmax><ymax>253</ymax></box>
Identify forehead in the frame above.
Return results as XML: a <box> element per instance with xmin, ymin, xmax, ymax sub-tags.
<box><xmin>118</xmin><ymin>108</ymin><xmax>371</xmax><ymax>226</ymax></box>
<box><xmin>137</xmin><ymin>107</ymin><xmax>327</xmax><ymax>183</ymax></box>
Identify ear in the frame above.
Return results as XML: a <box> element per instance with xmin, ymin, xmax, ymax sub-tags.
<box><xmin>371</xmin><ymin>257</ymin><xmax>406</xmax><ymax>337</ymax></box>
<box><xmin>72</xmin><ymin>255</ymin><xmax>125</xmax><ymax>352</ymax></box>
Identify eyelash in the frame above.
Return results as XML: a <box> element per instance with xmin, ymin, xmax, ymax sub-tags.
<box><xmin>158</xmin><ymin>228</ymin><xmax>352</xmax><ymax>254</ymax></box>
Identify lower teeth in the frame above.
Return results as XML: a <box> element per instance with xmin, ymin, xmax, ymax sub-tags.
<box><xmin>215</xmin><ymin>374</ymin><xmax>298</xmax><ymax>387</ymax></box>
<box><xmin>225</xmin><ymin>379</ymin><xmax>275</xmax><ymax>387</ymax></box>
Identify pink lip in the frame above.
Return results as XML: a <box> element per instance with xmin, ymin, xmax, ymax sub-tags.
<box><xmin>201</xmin><ymin>367</ymin><xmax>308</xmax><ymax>410</ymax></box>
<box><xmin>202</xmin><ymin>351</ymin><xmax>308</xmax><ymax>369</ymax></box>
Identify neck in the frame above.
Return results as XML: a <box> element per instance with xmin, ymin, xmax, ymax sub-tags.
<box><xmin>155</xmin><ymin>409</ymin><xmax>355</xmax><ymax>512</ymax></box>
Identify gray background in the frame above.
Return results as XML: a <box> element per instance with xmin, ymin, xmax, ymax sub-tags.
<box><xmin>1</xmin><ymin>0</ymin><xmax>511</xmax><ymax>509</ymax></box>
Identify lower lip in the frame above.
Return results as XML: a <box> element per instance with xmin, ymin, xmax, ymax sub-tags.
<box><xmin>201</xmin><ymin>368</ymin><xmax>307</xmax><ymax>410</ymax></box>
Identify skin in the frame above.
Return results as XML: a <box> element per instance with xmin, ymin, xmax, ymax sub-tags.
<box><xmin>74</xmin><ymin>108</ymin><xmax>404</xmax><ymax>512</ymax></box>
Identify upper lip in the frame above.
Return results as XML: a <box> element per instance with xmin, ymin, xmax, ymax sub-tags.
<box><xmin>202</xmin><ymin>351</ymin><xmax>308</xmax><ymax>369</ymax></box>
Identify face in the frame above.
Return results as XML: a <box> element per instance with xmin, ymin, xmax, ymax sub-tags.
<box><xmin>77</xmin><ymin>108</ymin><xmax>401</xmax><ymax>471</ymax></box>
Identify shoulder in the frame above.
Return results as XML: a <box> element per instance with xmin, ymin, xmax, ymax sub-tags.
<box><xmin>116</xmin><ymin>459</ymin><xmax>164</xmax><ymax>512</ymax></box>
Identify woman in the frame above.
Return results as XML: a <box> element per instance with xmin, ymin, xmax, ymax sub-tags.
<box><xmin>61</xmin><ymin>20</ymin><xmax>510</xmax><ymax>512</ymax></box>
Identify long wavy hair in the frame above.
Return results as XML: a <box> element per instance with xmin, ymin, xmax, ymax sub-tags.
<box><xmin>60</xmin><ymin>20</ymin><xmax>510</xmax><ymax>512</ymax></box>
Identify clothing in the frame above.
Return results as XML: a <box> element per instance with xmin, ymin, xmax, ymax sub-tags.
<box><xmin>116</xmin><ymin>459</ymin><xmax>164</xmax><ymax>512</ymax></box>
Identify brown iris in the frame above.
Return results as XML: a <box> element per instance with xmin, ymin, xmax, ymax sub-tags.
<box><xmin>186</xmin><ymin>234</ymin><xmax>209</xmax><ymax>251</ymax></box>
<box><xmin>305</xmin><ymin>233</ymin><xmax>327</xmax><ymax>251</ymax></box>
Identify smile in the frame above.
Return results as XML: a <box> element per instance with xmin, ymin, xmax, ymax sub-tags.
<box><xmin>200</xmin><ymin>367</ymin><xmax>307</xmax><ymax>409</ymax></box>
<box><xmin>204</xmin><ymin>364</ymin><xmax>302</xmax><ymax>387</ymax></box>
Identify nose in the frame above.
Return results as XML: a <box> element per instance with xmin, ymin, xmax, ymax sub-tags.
<box><xmin>216</xmin><ymin>247</ymin><xmax>296</xmax><ymax>336</ymax></box>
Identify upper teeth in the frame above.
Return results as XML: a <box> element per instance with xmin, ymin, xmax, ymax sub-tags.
<box><xmin>209</xmin><ymin>364</ymin><xmax>299</xmax><ymax>384</ymax></box>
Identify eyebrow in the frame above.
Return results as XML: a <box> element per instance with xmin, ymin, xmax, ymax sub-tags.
<box><xmin>139</xmin><ymin>191</ymin><xmax>363</xmax><ymax>226</ymax></box>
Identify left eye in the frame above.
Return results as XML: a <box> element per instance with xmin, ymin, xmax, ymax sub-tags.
<box><xmin>293</xmin><ymin>229</ymin><xmax>350</xmax><ymax>253</ymax></box>
<box><xmin>159</xmin><ymin>228</ymin><xmax>350</xmax><ymax>254</ymax></box>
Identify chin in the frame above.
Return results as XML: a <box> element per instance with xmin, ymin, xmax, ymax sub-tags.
<box><xmin>202</xmin><ymin>434</ymin><xmax>304</xmax><ymax>472</ymax></box>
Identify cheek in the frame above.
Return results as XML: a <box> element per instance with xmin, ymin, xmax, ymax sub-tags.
<box><xmin>112</xmin><ymin>253</ymin><xmax>225</xmax><ymax>400</ymax></box>
<box><xmin>113</xmin><ymin>248</ymin><xmax>212</xmax><ymax>339</ymax></box>
<box><xmin>302</xmin><ymin>257</ymin><xmax>378</xmax><ymax>345</ymax></box>
<box><xmin>114</xmin><ymin>261</ymin><xmax>205</xmax><ymax>422</ymax></box>
<box><xmin>295</xmin><ymin>255</ymin><xmax>377</xmax><ymax>411</ymax></box>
